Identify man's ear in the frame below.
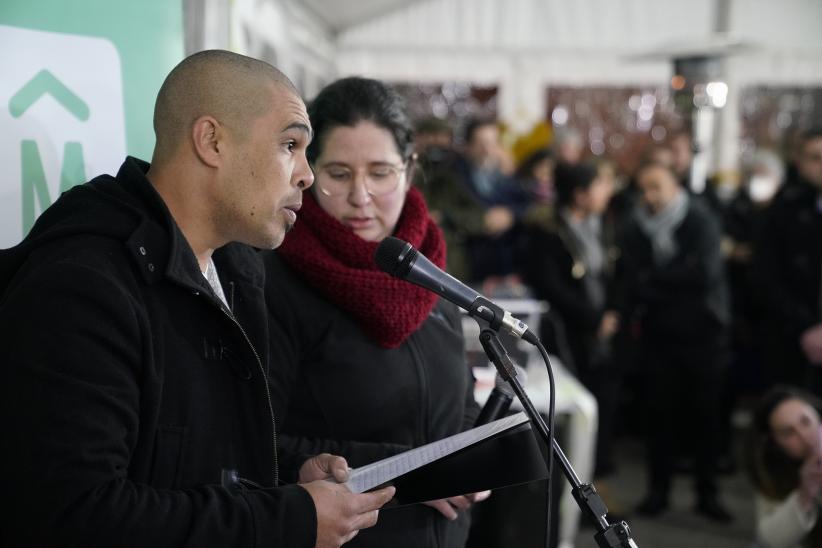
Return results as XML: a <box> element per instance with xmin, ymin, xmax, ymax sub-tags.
<box><xmin>191</xmin><ymin>115</ymin><xmax>224</xmax><ymax>168</ymax></box>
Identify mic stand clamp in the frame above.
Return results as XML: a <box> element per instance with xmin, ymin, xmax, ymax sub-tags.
<box><xmin>478</xmin><ymin>329</ymin><xmax>638</xmax><ymax>548</ymax></box>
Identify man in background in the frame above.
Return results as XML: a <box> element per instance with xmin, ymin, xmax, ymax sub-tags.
<box><xmin>754</xmin><ymin>129</ymin><xmax>822</xmax><ymax>395</ymax></box>
<box><xmin>615</xmin><ymin>161</ymin><xmax>732</xmax><ymax>522</ymax></box>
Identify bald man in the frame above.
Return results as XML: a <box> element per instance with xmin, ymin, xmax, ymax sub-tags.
<box><xmin>0</xmin><ymin>50</ymin><xmax>393</xmax><ymax>548</ymax></box>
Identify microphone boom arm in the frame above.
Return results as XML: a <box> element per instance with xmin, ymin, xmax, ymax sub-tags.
<box><xmin>478</xmin><ymin>329</ymin><xmax>639</xmax><ymax>548</ymax></box>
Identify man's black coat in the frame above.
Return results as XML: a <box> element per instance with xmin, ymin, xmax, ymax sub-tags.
<box><xmin>0</xmin><ymin>158</ymin><xmax>315</xmax><ymax>547</ymax></box>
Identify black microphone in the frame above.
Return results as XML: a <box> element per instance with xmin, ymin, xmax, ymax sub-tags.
<box><xmin>374</xmin><ymin>237</ymin><xmax>539</xmax><ymax>345</ymax></box>
<box><xmin>475</xmin><ymin>365</ymin><xmax>528</xmax><ymax>426</ymax></box>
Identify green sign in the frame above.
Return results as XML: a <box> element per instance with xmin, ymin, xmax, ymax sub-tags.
<box><xmin>0</xmin><ymin>0</ymin><xmax>184</xmax><ymax>246</ymax></box>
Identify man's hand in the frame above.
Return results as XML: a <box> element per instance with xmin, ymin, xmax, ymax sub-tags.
<box><xmin>299</xmin><ymin>453</ymin><xmax>350</xmax><ymax>484</ymax></box>
<box><xmin>798</xmin><ymin>453</ymin><xmax>822</xmax><ymax>510</ymax></box>
<box><xmin>801</xmin><ymin>324</ymin><xmax>822</xmax><ymax>364</ymax></box>
<box><xmin>298</xmin><ymin>453</ymin><xmax>395</xmax><ymax>548</ymax></box>
<box><xmin>422</xmin><ymin>491</ymin><xmax>491</xmax><ymax>520</ymax></box>
<box><xmin>301</xmin><ymin>481</ymin><xmax>395</xmax><ymax>548</ymax></box>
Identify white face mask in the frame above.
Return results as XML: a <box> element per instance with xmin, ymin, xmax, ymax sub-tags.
<box><xmin>747</xmin><ymin>175</ymin><xmax>780</xmax><ymax>203</ymax></box>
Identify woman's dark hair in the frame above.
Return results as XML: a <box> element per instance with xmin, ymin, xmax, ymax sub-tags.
<box><xmin>306</xmin><ymin>77</ymin><xmax>414</xmax><ymax>165</ymax></box>
<box><xmin>801</xmin><ymin>127</ymin><xmax>822</xmax><ymax>145</ymax></box>
<box><xmin>515</xmin><ymin>148</ymin><xmax>553</xmax><ymax>181</ymax></box>
<box><xmin>554</xmin><ymin>161</ymin><xmax>598</xmax><ymax>207</ymax></box>
<box><xmin>462</xmin><ymin>117</ymin><xmax>497</xmax><ymax>146</ymax></box>
<box><xmin>748</xmin><ymin>385</ymin><xmax>822</xmax><ymax>499</ymax></box>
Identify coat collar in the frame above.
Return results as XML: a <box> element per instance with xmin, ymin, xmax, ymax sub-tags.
<box><xmin>112</xmin><ymin>157</ymin><xmax>205</xmax><ymax>293</ymax></box>
<box><xmin>111</xmin><ymin>158</ymin><xmax>265</xmax><ymax>297</ymax></box>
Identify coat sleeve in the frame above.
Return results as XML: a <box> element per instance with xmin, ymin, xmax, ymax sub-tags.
<box><xmin>755</xmin><ymin>491</ymin><xmax>817</xmax><ymax>548</ymax></box>
<box><xmin>0</xmin><ymin>259</ymin><xmax>316</xmax><ymax>548</ymax></box>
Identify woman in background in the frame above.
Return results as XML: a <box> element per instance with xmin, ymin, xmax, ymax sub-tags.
<box><xmin>522</xmin><ymin>161</ymin><xmax>619</xmax><ymax>476</ymax></box>
<box><xmin>263</xmin><ymin>76</ymin><xmax>484</xmax><ymax>548</ymax></box>
<box><xmin>749</xmin><ymin>386</ymin><xmax>822</xmax><ymax>548</ymax></box>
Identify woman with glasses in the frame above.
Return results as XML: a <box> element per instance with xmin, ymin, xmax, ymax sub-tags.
<box><xmin>262</xmin><ymin>77</ymin><xmax>484</xmax><ymax>548</ymax></box>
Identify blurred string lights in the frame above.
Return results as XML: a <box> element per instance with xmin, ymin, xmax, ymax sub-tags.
<box><xmin>394</xmin><ymin>82</ymin><xmax>500</xmax><ymax>143</ymax></box>
<box><xmin>546</xmin><ymin>54</ymin><xmax>733</xmax><ymax>186</ymax></box>
<box><xmin>740</xmin><ymin>87</ymin><xmax>822</xmax><ymax>159</ymax></box>
<box><xmin>670</xmin><ymin>75</ymin><xmax>731</xmax><ymax>107</ymax></box>
<box><xmin>705</xmin><ymin>81</ymin><xmax>729</xmax><ymax>108</ymax></box>
<box><xmin>547</xmin><ymin>86</ymin><xmax>683</xmax><ymax>174</ymax></box>
<box><xmin>394</xmin><ymin>78</ymin><xmax>819</xmax><ymax>178</ymax></box>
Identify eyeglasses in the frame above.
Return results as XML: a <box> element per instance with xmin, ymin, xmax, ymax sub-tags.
<box><xmin>314</xmin><ymin>163</ymin><xmax>407</xmax><ymax>197</ymax></box>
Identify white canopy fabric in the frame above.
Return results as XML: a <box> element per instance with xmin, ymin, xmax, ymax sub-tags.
<box><xmin>331</xmin><ymin>0</ymin><xmax>822</xmax><ymax>115</ymax></box>
<box><xmin>224</xmin><ymin>0</ymin><xmax>822</xmax><ymax>171</ymax></box>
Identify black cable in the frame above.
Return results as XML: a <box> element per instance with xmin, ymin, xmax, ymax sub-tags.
<box><xmin>535</xmin><ymin>339</ymin><xmax>556</xmax><ymax>548</ymax></box>
<box><xmin>480</xmin><ymin>330</ymin><xmax>638</xmax><ymax>547</ymax></box>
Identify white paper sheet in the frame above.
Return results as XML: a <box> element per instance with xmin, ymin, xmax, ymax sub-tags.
<box><xmin>344</xmin><ymin>412</ymin><xmax>530</xmax><ymax>494</ymax></box>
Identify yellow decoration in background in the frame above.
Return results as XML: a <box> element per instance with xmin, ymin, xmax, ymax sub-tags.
<box><xmin>511</xmin><ymin>121</ymin><xmax>554</xmax><ymax>166</ymax></box>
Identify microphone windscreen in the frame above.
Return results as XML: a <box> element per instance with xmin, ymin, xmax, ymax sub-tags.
<box><xmin>375</xmin><ymin>237</ymin><xmax>415</xmax><ymax>278</ymax></box>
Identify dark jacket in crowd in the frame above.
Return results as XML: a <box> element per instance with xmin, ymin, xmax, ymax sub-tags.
<box><xmin>752</xmin><ymin>181</ymin><xmax>822</xmax><ymax>386</ymax></box>
<box><xmin>264</xmin><ymin>252</ymin><xmax>480</xmax><ymax>548</ymax></box>
<box><xmin>616</xmin><ymin>198</ymin><xmax>730</xmax><ymax>341</ymax></box>
<box><xmin>0</xmin><ymin>157</ymin><xmax>315</xmax><ymax>548</ymax></box>
<box><xmin>616</xmin><ymin>196</ymin><xmax>729</xmax><ymax>497</ymax></box>
<box><xmin>723</xmin><ymin>192</ymin><xmax>773</xmax><ymax>346</ymax></box>
<box><xmin>523</xmin><ymin>212</ymin><xmax>615</xmax><ymax>375</ymax></box>
<box><xmin>417</xmin><ymin>147</ymin><xmax>488</xmax><ymax>281</ymax></box>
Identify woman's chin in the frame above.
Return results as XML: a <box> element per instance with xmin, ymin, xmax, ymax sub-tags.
<box><xmin>349</xmin><ymin>225</ymin><xmax>383</xmax><ymax>242</ymax></box>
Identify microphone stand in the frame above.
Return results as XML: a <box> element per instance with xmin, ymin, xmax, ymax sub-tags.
<box><xmin>479</xmin><ymin>329</ymin><xmax>639</xmax><ymax>548</ymax></box>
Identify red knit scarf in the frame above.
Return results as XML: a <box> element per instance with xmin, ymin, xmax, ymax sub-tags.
<box><xmin>277</xmin><ymin>187</ymin><xmax>446</xmax><ymax>348</ymax></box>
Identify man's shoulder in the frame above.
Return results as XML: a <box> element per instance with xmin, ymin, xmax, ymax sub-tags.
<box><xmin>0</xmin><ymin>235</ymin><xmax>144</xmax><ymax>335</ymax></box>
<box><xmin>9</xmin><ymin>233</ymin><xmax>138</xmax><ymax>292</ymax></box>
<box><xmin>771</xmin><ymin>181</ymin><xmax>815</xmax><ymax>211</ymax></box>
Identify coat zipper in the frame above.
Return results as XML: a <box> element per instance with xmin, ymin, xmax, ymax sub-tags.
<box><xmin>220</xmin><ymin>306</ymin><xmax>279</xmax><ymax>487</ymax></box>
<box><xmin>224</xmin><ymin>280</ymin><xmax>278</xmax><ymax>486</ymax></box>
<box><xmin>195</xmin><ymin>282</ymin><xmax>279</xmax><ymax>488</ymax></box>
<box><xmin>407</xmin><ymin>334</ymin><xmax>429</xmax><ymax>445</ymax></box>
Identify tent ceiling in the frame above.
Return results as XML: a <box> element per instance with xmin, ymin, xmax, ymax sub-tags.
<box><xmin>301</xmin><ymin>0</ymin><xmax>427</xmax><ymax>33</ymax></box>
<box><xmin>333</xmin><ymin>0</ymin><xmax>822</xmax><ymax>54</ymax></box>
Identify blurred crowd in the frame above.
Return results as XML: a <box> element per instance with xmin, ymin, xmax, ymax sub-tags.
<box><xmin>414</xmin><ymin>114</ymin><xmax>822</xmax><ymax>530</ymax></box>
